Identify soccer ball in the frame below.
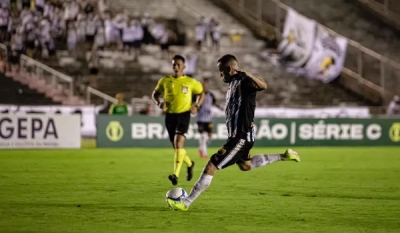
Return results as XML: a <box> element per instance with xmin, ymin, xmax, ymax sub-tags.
<box><xmin>165</xmin><ymin>187</ymin><xmax>187</xmax><ymax>209</ymax></box>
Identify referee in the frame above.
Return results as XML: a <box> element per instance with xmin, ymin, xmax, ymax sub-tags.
<box><xmin>152</xmin><ymin>54</ymin><xmax>205</xmax><ymax>186</ymax></box>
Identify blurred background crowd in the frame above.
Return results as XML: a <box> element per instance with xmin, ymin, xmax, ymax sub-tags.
<box><xmin>0</xmin><ymin>0</ymin><xmax>399</xmax><ymax>118</ymax></box>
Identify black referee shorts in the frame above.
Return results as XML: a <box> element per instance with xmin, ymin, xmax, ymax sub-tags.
<box><xmin>197</xmin><ymin>122</ymin><xmax>213</xmax><ymax>134</ymax></box>
<box><xmin>165</xmin><ymin>111</ymin><xmax>191</xmax><ymax>142</ymax></box>
<box><xmin>210</xmin><ymin>138</ymin><xmax>254</xmax><ymax>169</ymax></box>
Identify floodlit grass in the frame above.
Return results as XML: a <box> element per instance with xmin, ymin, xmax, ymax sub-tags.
<box><xmin>0</xmin><ymin>145</ymin><xmax>399</xmax><ymax>233</ymax></box>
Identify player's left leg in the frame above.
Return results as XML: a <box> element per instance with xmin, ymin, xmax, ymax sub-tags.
<box><xmin>236</xmin><ymin>149</ymin><xmax>300</xmax><ymax>171</ymax></box>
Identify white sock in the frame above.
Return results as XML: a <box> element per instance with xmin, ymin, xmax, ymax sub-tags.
<box><xmin>201</xmin><ymin>133</ymin><xmax>208</xmax><ymax>155</ymax></box>
<box><xmin>184</xmin><ymin>173</ymin><xmax>213</xmax><ymax>207</ymax></box>
<box><xmin>198</xmin><ymin>134</ymin><xmax>204</xmax><ymax>152</ymax></box>
<box><xmin>251</xmin><ymin>154</ymin><xmax>283</xmax><ymax>170</ymax></box>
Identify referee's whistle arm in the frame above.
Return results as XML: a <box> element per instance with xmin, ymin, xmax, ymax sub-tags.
<box><xmin>151</xmin><ymin>90</ymin><xmax>162</xmax><ymax>108</ymax></box>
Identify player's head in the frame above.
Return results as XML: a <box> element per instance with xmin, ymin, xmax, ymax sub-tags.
<box><xmin>172</xmin><ymin>55</ymin><xmax>186</xmax><ymax>76</ymax></box>
<box><xmin>203</xmin><ymin>78</ymin><xmax>209</xmax><ymax>91</ymax></box>
<box><xmin>115</xmin><ymin>93</ymin><xmax>123</xmax><ymax>104</ymax></box>
<box><xmin>217</xmin><ymin>54</ymin><xmax>238</xmax><ymax>83</ymax></box>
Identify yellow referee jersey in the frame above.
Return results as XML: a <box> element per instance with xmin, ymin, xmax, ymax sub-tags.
<box><xmin>155</xmin><ymin>75</ymin><xmax>203</xmax><ymax>114</ymax></box>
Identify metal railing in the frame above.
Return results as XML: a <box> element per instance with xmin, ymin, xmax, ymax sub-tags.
<box><xmin>231</xmin><ymin>0</ymin><xmax>400</xmax><ymax>96</ymax></box>
<box><xmin>362</xmin><ymin>0</ymin><xmax>394</xmax><ymax>16</ymax></box>
<box><xmin>19</xmin><ymin>54</ymin><xmax>75</xmax><ymax>95</ymax></box>
<box><xmin>86</xmin><ymin>86</ymin><xmax>117</xmax><ymax>105</ymax></box>
<box><xmin>0</xmin><ymin>42</ymin><xmax>118</xmax><ymax>105</ymax></box>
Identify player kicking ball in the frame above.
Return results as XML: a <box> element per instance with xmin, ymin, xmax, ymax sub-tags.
<box><xmin>172</xmin><ymin>54</ymin><xmax>300</xmax><ymax>211</ymax></box>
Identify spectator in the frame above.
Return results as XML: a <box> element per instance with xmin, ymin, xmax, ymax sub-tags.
<box><xmin>387</xmin><ymin>95</ymin><xmax>400</xmax><ymax>116</ymax></box>
<box><xmin>88</xmin><ymin>46</ymin><xmax>99</xmax><ymax>87</ymax></box>
<box><xmin>132</xmin><ymin>19</ymin><xmax>143</xmax><ymax>58</ymax></box>
<box><xmin>67</xmin><ymin>22</ymin><xmax>78</xmax><ymax>55</ymax></box>
<box><xmin>122</xmin><ymin>19</ymin><xmax>136</xmax><ymax>54</ymax></box>
<box><xmin>35</xmin><ymin>0</ymin><xmax>45</xmax><ymax>14</ymax></box>
<box><xmin>83</xmin><ymin>1</ymin><xmax>95</xmax><ymax>15</ymax></box>
<box><xmin>195</xmin><ymin>21</ymin><xmax>206</xmax><ymax>51</ymax></box>
<box><xmin>21</xmin><ymin>0</ymin><xmax>30</xmax><ymax>10</ymax></box>
<box><xmin>85</xmin><ymin>13</ymin><xmax>97</xmax><ymax>50</ymax></box>
<box><xmin>98</xmin><ymin>0</ymin><xmax>109</xmax><ymax>17</ymax></box>
<box><xmin>211</xmin><ymin>21</ymin><xmax>221</xmax><ymax>51</ymax></box>
<box><xmin>139</xmin><ymin>103</ymin><xmax>151</xmax><ymax>115</ymax></box>
<box><xmin>76</xmin><ymin>13</ymin><xmax>87</xmax><ymax>43</ymax></box>
<box><xmin>95</xmin><ymin>22</ymin><xmax>106</xmax><ymax>50</ymax></box>
<box><xmin>208</xmin><ymin>17</ymin><xmax>218</xmax><ymax>44</ymax></box>
<box><xmin>141</xmin><ymin>12</ymin><xmax>154</xmax><ymax>44</ymax></box>
<box><xmin>108</xmin><ymin>93</ymin><xmax>129</xmax><ymax>115</ymax></box>
<box><xmin>183</xmin><ymin>53</ymin><xmax>197</xmax><ymax>77</ymax></box>
<box><xmin>103</xmin><ymin>12</ymin><xmax>117</xmax><ymax>49</ymax></box>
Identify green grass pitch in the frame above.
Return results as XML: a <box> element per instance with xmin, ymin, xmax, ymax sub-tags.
<box><xmin>1</xmin><ymin>142</ymin><xmax>399</xmax><ymax>233</ymax></box>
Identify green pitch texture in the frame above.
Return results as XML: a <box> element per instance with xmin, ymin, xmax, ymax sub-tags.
<box><xmin>1</xmin><ymin>143</ymin><xmax>399</xmax><ymax>233</ymax></box>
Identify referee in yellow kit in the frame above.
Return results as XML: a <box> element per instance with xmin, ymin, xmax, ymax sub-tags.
<box><xmin>152</xmin><ymin>55</ymin><xmax>205</xmax><ymax>186</ymax></box>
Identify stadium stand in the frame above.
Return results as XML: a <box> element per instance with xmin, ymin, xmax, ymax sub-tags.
<box><xmin>0</xmin><ymin>73</ymin><xmax>60</xmax><ymax>105</ymax></box>
<box><xmin>74</xmin><ymin>0</ymin><xmax>371</xmax><ymax>109</ymax></box>
<box><xmin>351</xmin><ymin>0</ymin><xmax>400</xmax><ymax>32</ymax></box>
<box><xmin>0</xmin><ymin>0</ymin><xmax>396</xmax><ymax>115</ymax></box>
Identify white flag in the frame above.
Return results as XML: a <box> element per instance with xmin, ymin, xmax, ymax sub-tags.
<box><xmin>277</xmin><ymin>8</ymin><xmax>317</xmax><ymax>68</ymax></box>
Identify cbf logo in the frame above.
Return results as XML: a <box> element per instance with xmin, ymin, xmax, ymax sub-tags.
<box><xmin>389</xmin><ymin>123</ymin><xmax>400</xmax><ymax>142</ymax></box>
<box><xmin>106</xmin><ymin>121</ymin><xmax>123</xmax><ymax>142</ymax></box>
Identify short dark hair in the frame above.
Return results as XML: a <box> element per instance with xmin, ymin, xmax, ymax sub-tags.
<box><xmin>172</xmin><ymin>55</ymin><xmax>185</xmax><ymax>63</ymax></box>
<box><xmin>217</xmin><ymin>54</ymin><xmax>237</xmax><ymax>66</ymax></box>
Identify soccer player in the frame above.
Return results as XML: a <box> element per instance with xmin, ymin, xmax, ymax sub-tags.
<box><xmin>152</xmin><ymin>55</ymin><xmax>205</xmax><ymax>186</ymax></box>
<box><xmin>171</xmin><ymin>54</ymin><xmax>300</xmax><ymax>210</ymax></box>
<box><xmin>196</xmin><ymin>78</ymin><xmax>222</xmax><ymax>159</ymax></box>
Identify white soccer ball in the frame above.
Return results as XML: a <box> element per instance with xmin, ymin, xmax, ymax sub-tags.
<box><xmin>165</xmin><ymin>187</ymin><xmax>187</xmax><ymax>209</ymax></box>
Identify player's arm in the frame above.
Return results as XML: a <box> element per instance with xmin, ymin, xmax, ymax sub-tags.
<box><xmin>239</xmin><ymin>70</ymin><xmax>267</xmax><ymax>91</ymax></box>
<box><xmin>152</xmin><ymin>78</ymin><xmax>164</xmax><ymax>109</ymax></box>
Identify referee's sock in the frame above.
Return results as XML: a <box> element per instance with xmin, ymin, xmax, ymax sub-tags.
<box><xmin>173</xmin><ymin>149</ymin><xmax>186</xmax><ymax>177</ymax></box>
<box><xmin>183</xmin><ymin>153</ymin><xmax>193</xmax><ymax>167</ymax></box>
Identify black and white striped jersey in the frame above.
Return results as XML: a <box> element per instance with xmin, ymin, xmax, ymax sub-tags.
<box><xmin>196</xmin><ymin>91</ymin><xmax>216</xmax><ymax>123</ymax></box>
<box><xmin>225</xmin><ymin>73</ymin><xmax>258</xmax><ymax>141</ymax></box>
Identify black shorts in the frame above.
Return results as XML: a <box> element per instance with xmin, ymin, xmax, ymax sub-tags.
<box><xmin>210</xmin><ymin>138</ymin><xmax>254</xmax><ymax>170</ymax></box>
<box><xmin>197</xmin><ymin>122</ymin><xmax>213</xmax><ymax>134</ymax></box>
<box><xmin>133</xmin><ymin>40</ymin><xmax>142</xmax><ymax>49</ymax></box>
<box><xmin>123</xmin><ymin>41</ymin><xmax>134</xmax><ymax>48</ymax></box>
<box><xmin>89</xmin><ymin>67</ymin><xmax>99</xmax><ymax>75</ymax></box>
<box><xmin>165</xmin><ymin>111</ymin><xmax>191</xmax><ymax>142</ymax></box>
<box><xmin>160</xmin><ymin>43</ymin><xmax>169</xmax><ymax>51</ymax></box>
<box><xmin>36</xmin><ymin>6</ymin><xmax>44</xmax><ymax>13</ymax></box>
<box><xmin>86</xmin><ymin>35</ymin><xmax>95</xmax><ymax>42</ymax></box>
<box><xmin>196</xmin><ymin>40</ymin><xmax>202</xmax><ymax>47</ymax></box>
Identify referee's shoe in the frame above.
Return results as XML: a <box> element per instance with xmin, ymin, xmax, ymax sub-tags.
<box><xmin>187</xmin><ymin>161</ymin><xmax>195</xmax><ymax>181</ymax></box>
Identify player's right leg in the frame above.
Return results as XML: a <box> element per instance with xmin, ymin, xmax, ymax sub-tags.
<box><xmin>174</xmin><ymin>139</ymin><xmax>245</xmax><ymax>211</ymax></box>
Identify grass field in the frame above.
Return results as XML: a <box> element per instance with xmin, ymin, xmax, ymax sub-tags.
<box><xmin>1</xmin><ymin>143</ymin><xmax>400</xmax><ymax>233</ymax></box>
